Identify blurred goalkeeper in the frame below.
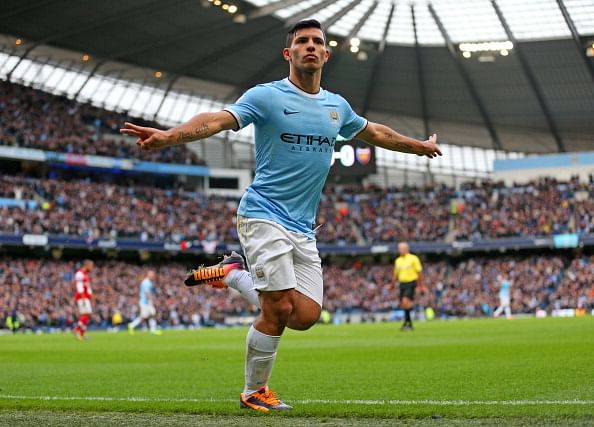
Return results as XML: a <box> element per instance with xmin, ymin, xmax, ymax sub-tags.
<box><xmin>121</xmin><ymin>19</ymin><xmax>441</xmax><ymax>412</ymax></box>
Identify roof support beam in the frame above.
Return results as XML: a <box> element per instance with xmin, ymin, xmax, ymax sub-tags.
<box><xmin>428</xmin><ymin>3</ymin><xmax>502</xmax><ymax>151</ymax></box>
<box><xmin>491</xmin><ymin>0</ymin><xmax>566</xmax><ymax>152</ymax></box>
<box><xmin>412</xmin><ymin>4</ymin><xmax>429</xmax><ymax>137</ymax></box>
<box><xmin>361</xmin><ymin>2</ymin><xmax>395</xmax><ymax>116</ymax></box>
<box><xmin>73</xmin><ymin>60</ymin><xmax>107</xmax><ymax>101</ymax></box>
<box><xmin>323</xmin><ymin>1</ymin><xmax>377</xmax><ymax>78</ymax></box>
<box><xmin>247</xmin><ymin>0</ymin><xmax>304</xmax><ymax>19</ymax></box>
<box><xmin>342</xmin><ymin>1</ymin><xmax>379</xmax><ymax>49</ymax></box>
<box><xmin>39</xmin><ymin>59</ymin><xmax>67</xmax><ymax>89</ymax></box>
<box><xmin>321</xmin><ymin>0</ymin><xmax>359</xmax><ymax>30</ymax></box>
<box><xmin>96</xmin><ymin>69</ymin><xmax>126</xmax><ymax>107</ymax></box>
<box><xmin>285</xmin><ymin>0</ymin><xmax>339</xmax><ymax>27</ymax></box>
<box><xmin>556</xmin><ymin>0</ymin><xmax>594</xmax><ymax>85</ymax></box>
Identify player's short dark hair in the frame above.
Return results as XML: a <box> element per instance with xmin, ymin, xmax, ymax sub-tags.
<box><xmin>286</xmin><ymin>19</ymin><xmax>326</xmax><ymax>47</ymax></box>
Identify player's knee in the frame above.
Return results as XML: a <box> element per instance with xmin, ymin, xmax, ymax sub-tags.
<box><xmin>261</xmin><ymin>294</ymin><xmax>293</xmax><ymax>325</ymax></box>
<box><xmin>288</xmin><ymin>307</ymin><xmax>321</xmax><ymax>331</ymax></box>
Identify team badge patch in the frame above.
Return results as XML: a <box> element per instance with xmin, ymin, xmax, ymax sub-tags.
<box><xmin>356</xmin><ymin>147</ymin><xmax>372</xmax><ymax>165</ymax></box>
<box><xmin>254</xmin><ymin>265</ymin><xmax>265</xmax><ymax>279</ymax></box>
<box><xmin>328</xmin><ymin>110</ymin><xmax>339</xmax><ymax>123</ymax></box>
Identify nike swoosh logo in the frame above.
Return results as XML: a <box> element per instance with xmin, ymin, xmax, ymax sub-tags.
<box><xmin>283</xmin><ymin>109</ymin><xmax>299</xmax><ymax>115</ymax></box>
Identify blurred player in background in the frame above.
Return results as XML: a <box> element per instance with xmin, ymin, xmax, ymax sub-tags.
<box><xmin>128</xmin><ymin>270</ymin><xmax>162</xmax><ymax>335</ymax></box>
<box><xmin>394</xmin><ymin>242</ymin><xmax>423</xmax><ymax>331</ymax></box>
<box><xmin>493</xmin><ymin>272</ymin><xmax>513</xmax><ymax>320</ymax></box>
<box><xmin>121</xmin><ymin>19</ymin><xmax>441</xmax><ymax>411</ymax></box>
<box><xmin>73</xmin><ymin>259</ymin><xmax>94</xmax><ymax>340</ymax></box>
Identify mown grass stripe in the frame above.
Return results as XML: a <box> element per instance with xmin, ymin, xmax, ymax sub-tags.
<box><xmin>2</xmin><ymin>395</ymin><xmax>593</xmax><ymax>406</ymax></box>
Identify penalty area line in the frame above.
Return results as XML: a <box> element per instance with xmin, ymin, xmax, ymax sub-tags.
<box><xmin>1</xmin><ymin>395</ymin><xmax>594</xmax><ymax>406</ymax></box>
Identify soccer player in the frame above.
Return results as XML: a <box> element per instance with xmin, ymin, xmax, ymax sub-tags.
<box><xmin>73</xmin><ymin>259</ymin><xmax>94</xmax><ymax>340</ymax></box>
<box><xmin>394</xmin><ymin>242</ymin><xmax>423</xmax><ymax>331</ymax></box>
<box><xmin>493</xmin><ymin>273</ymin><xmax>512</xmax><ymax>320</ymax></box>
<box><xmin>128</xmin><ymin>270</ymin><xmax>162</xmax><ymax>335</ymax></box>
<box><xmin>121</xmin><ymin>19</ymin><xmax>441</xmax><ymax>411</ymax></box>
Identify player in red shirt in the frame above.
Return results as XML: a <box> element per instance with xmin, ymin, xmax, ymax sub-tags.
<box><xmin>73</xmin><ymin>259</ymin><xmax>94</xmax><ymax>340</ymax></box>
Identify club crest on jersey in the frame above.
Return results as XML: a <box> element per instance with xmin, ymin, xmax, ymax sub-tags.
<box><xmin>328</xmin><ymin>110</ymin><xmax>339</xmax><ymax>123</ymax></box>
<box><xmin>254</xmin><ymin>265</ymin><xmax>265</xmax><ymax>279</ymax></box>
<box><xmin>356</xmin><ymin>147</ymin><xmax>372</xmax><ymax>165</ymax></box>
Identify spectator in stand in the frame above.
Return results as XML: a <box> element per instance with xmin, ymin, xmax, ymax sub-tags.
<box><xmin>2</xmin><ymin>253</ymin><xmax>589</xmax><ymax>330</ymax></box>
<box><xmin>1</xmin><ymin>174</ymin><xmax>593</xmax><ymax>244</ymax></box>
<box><xmin>0</xmin><ymin>81</ymin><xmax>205</xmax><ymax>165</ymax></box>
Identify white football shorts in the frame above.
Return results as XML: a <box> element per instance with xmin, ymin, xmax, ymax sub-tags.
<box><xmin>499</xmin><ymin>297</ymin><xmax>510</xmax><ymax>307</ymax></box>
<box><xmin>237</xmin><ymin>215</ymin><xmax>323</xmax><ymax>307</ymax></box>
<box><xmin>139</xmin><ymin>303</ymin><xmax>156</xmax><ymax>318</ymax></box>
<box><xmin>77</xmin><ymin>298</ymin><xmax>92</xmax><ymax>315</ymax></box>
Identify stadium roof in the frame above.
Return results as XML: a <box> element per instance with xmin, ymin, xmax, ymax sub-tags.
<box><xmin>1</xmin><ymin>0</ymin><xmax>593</xmax><ymax>154</ymax></box>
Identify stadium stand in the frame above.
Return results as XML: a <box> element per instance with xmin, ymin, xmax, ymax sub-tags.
<box><xmin>2</xmin><ymin>254</ymin><xmax>592</xmax><ymax>330</ymax></box>
<box><xmin>0</xmin><ymin>80</ymin><xmax>205</xmax><ymax>165</ymax></box>
<box><xmin>1</xmin><ymin>174</ymin><xmax>592</xmax><ymax>243</ymax></box>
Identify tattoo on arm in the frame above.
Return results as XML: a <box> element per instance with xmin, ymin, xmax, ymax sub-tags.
<box><xmin>195</xmin><ymin>123</ymin><xmax>209</xmax><ymax>139</ymax></box>
<box><xmin>176</xmin><ymin>123</ymin><xmax>210</xmax><ymax>144</ymax></box>
<box><xmin>177</xmin><ymin>131</ymin><xmax>193</xmax><ymax>143</ymax></box>
<box><xmin>383</xmin><ymin>132</ymin><xmax>416</xmax><ymax>153</ymax></box>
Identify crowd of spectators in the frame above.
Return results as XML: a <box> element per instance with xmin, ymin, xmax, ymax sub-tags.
<box><xmin>0</xmin><ymin>81</ymin><xmax>205</xmax><ymax>165</ymax></box>
<box><xmin>0</xmin><ymin>174</ymin><xmax>238</xmax><ymax>242</ymax></box>
<box><xmin>1</xmin><ymin>174</ymin><xmax>593</xmax><ymax>244</ymax></box>
<box><xmin>2</xmin><ymin>254</ymin><xmax>592</xmax><ymax>330</ymax></box>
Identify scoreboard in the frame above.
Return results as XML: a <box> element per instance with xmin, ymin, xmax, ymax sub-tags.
<box><xmin>329</xmin><ymin>139</ymin><xmax>376</xmax><ymax>177</ymax></box>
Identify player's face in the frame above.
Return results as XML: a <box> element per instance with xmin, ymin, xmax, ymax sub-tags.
<box><xmin>284</xmin><ymin>28</ymin><xmax>329</xmax><ymax>73</ymax></box>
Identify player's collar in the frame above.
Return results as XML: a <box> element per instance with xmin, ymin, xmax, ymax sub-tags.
<box><xmin>285</xmin><ymin>78</ymin><xmax>323</xmax><ymax>99</ymax></box>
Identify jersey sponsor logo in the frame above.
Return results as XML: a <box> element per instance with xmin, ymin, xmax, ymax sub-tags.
<box><xmin>280</xmin><ymin>133</ymin><xmax>336</xmax><ymax>146</ymax></box>
<box><xmin>283</xmin><ymin>108</ymin><xmax>299</xmax><ymax>115</ymax></box>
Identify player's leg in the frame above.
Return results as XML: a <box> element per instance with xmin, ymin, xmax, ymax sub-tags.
<box><xmin>75</xmin><ymin>299</ymin><xmax>91</xmax><ymax>339</ymax></box>
<box><xmin>287</xmin><ymin>237</ymin><xmax>323</xmax><ymax>331</ymax></box>
<box><xmin>504</xmin><ymin>303</ymin><xmax>512</xmax><ymax>320</ymax></box>
<box><xmin>400</xmin><ymin>283</ymin><xmax>416</xmax><ymax>330</ymax></box>
<box><xmin>238</xmin><ymin>218</ymin><xmax>295</xmax><ymax>412</ymax></box>
<box><xmin>129</xmin><ymin>304</ymin><xmax>145</xmax><ymax>333</ymax></box>
<box><xmin>148</xmin><ymin>305</ymin><xmax>161</xmax><ymax>334</ymax></box>
<box><xmin>224</xmin><ymin>269</ymin><xmax>260</xmax><ymax>307</ymax></box>
<box><xmin>184</xmin><ymin>252</ymin><xmax>261</xmax><ymax>307</ymax></box>
<box><xmin>128</xmin><ymin>316</ymin><xmax>142</xmax><ymax>332</ymax></box>
<box><xmin>493</xmin><ymin>305</ymin><xmax>503</xmax><ymax>318</ymax></box>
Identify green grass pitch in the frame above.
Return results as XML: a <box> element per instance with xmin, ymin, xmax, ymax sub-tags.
<box><xmin>1</xmin><ymin>317</ymin><xmax>593</xmax><ymax>426</ymax></box>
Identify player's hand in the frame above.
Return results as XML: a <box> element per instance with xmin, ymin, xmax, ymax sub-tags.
<box><xmin>120</xmin><ymin>122</ymin><xmax>172</xmax><ymax>151</ymax></box>
<box><xmin>418</xmin><ymin>134</ymin><xmax>441</xmax><ymax>159</ymax></box>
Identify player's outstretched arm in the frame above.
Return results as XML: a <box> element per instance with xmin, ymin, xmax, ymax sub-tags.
<box><xmin>119</xmin><ymin>111</ymin><xmax>238</xmax><ymax>151</ymax></box>
<box><xmin>357</xmin><ymin>122</ymin><xmax>441</xmax><ymax>159</ymax></box>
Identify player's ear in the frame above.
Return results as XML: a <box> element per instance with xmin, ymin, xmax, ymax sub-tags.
<box><xmin>323</xmin><ymin>48</ymin><xmax>330</xmax><ymax>63</ymax></box>
<box><xmin>282</xmin><ymin>48</ymin><xmax>290</xmax><ymax>62</ymax></box>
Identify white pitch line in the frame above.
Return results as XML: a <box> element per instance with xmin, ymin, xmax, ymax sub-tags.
<box><xmin>1</xmin><ymin>395</ymin><xmax>593</xmax><ymax>406</ymax></box>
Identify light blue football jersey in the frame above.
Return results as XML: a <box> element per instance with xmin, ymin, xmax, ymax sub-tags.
<box><xmin>225</xmin><ymin>78</ymin><xmax>367</xmax><ymax>239</ymax></box>
<box><xmin>139</xmin><ymin>278</ymin><xmax>154</xmax><ymax>305</ymax></box>
<box><xmin>499</xmin><ymin>279</ymin><xmax>511</xmax><ymax>299</ymax></box>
